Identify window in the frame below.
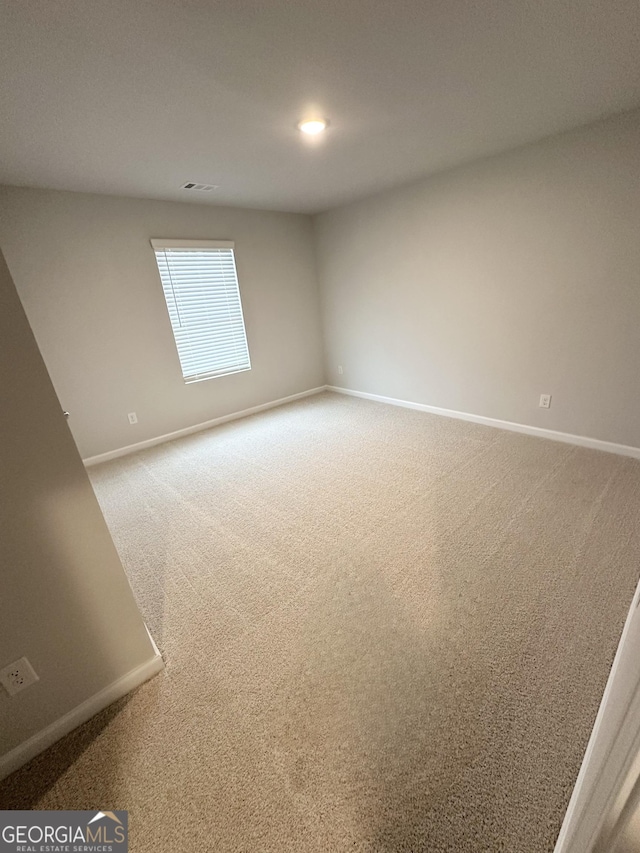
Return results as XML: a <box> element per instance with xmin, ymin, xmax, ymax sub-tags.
<box><xmin>151</xmin><ymin>239</ymin><xmax>251</xmax><ymax>383</ymax></box>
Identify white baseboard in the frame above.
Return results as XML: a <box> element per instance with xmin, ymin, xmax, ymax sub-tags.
<box><xmin>82</xmin><ymin>382</ymin><xmax>640</xmax><ymax>465</ymax></box>
<box><xmin>0</xmin><ymin>651</ymin><xmax>164</xmax><ymax>781</ymax></box>
<box><xmin>327</xmin><ymin>385</ymin><xmax>640</xmax><ymax>460</ymax></box>
<box><xmin>83</xmin><ymin>386</ymin><xmax>327</xmax><ymax>466</ymax></box>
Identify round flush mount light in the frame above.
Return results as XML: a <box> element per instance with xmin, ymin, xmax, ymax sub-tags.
<box><xmin>297</xmin><ymin>118</ymin><xmax>329</xmax><ymax>135</ymax></box>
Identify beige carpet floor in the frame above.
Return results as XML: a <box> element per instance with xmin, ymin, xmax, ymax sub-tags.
<box><xmin>2</xmin><ymin>392</ymin><xmax>640</xmax><ymax>852</ymax></box>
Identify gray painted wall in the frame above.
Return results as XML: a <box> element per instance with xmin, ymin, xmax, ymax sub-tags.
<box><xmin>315</xmin><ymin>109</ymin><xmax>640</xmax><ymax>448</ymax></box>
<box><xmin>1</xmin><ymin>108</ymin><xmax>639</xmax><ymax>772</ymax></box>
<box><xmin>1</xmin><ymin>111</ymin><xmax>639</xmax><ymax>461</ymax></box>
<box><xmin>0</xmin><ymin>249</ymin><xmax>157</xmax><ymax>758</ymax></box>
<box><xmin>0</xmin><ymin>188</ymin><xmax>325</xmax><ymax>459</ymax></box>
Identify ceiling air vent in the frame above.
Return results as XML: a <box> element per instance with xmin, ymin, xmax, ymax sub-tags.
<box><xmin>181</xmin><ymin>182</ymin><xmax>218</xmax><ymax>192</ymax></box>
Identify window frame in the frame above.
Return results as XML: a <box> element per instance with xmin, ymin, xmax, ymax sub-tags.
<box><xmin>150</xmin><ymin>238</ymin><xmax>251</xmax><ymax>384</ymax></box>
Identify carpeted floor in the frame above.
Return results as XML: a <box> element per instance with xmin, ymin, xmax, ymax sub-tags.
<box><xmin>2</xmin><ymin>392</ymin><xmax>640</xmax><ymax>852</ymax></box>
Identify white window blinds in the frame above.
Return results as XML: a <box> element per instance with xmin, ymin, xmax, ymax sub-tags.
<box><xmin>151</xmin><ymin>239</ymin><xmax>251</xmax><ymax>383</ymax></box>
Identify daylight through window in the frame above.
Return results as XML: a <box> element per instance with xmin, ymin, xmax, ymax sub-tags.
<box><xmin>151</xmin><ymin>239</ymin><xmax>251</xmax><ymax>383</ymax></box>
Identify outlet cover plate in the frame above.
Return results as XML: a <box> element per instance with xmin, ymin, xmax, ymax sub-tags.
<box><xmin>0</xmin><ymin>656</ymin><xmax>39</xmax><ymax>696</ymax></box>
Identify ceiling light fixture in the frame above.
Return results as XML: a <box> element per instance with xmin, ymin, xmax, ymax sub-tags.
<box><xmin>297</xmin><ymin>118</ymin><xmax>329</xmax><ymax>135</ymax></box>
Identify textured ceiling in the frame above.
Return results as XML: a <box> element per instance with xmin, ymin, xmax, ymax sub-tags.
<box><xmin>1</xmin><ymin>0</ymin><xmax>639</xmax><ymax>213</ymax></box>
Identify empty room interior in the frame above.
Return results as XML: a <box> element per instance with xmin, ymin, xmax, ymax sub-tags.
<box><xmin>2</xmin><ymin>1</ymin><xmax>640</xmax><ymax>851</ymax></box>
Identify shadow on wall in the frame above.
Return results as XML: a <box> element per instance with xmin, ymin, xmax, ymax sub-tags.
<box><xmin>0</xmin><ymin>246</ymin><xmax>160</xmax><ymax>809</ymax></box>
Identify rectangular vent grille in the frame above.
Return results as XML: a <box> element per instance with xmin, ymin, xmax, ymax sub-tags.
<box><xmin>181</xmin><ymin>182</ymin><xmax>218</xmax><ymax>192</ymax></box>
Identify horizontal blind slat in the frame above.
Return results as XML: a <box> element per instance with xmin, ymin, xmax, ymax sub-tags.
<box><xmin>154</xmin><ymin>246</ymin><xmax>250</xmax><ymax>381</ymax></box>
<box><xmin>173</xmin><ymin>338</ymin><xmax>250</xmax><ymax>357</ymax></box>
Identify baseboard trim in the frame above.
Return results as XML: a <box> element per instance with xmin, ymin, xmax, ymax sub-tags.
<box><xmin>0</xmin><ymin>651</ymin><xmax>164</xmax><ymax>781</ymax></box>
<box><xmin>83</xmin><ymin>386</ymin><xmax>328</xmax><ymax>466</ymax></box>
<box><xmin>327</xmin><ymin>385</ymin><xmax>640</xmax><ymax>459</ymax></box>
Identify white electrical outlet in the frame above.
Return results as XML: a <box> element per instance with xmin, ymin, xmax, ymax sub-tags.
<box><xmin>539</xmin><ymin>394</ymin><xmax>551</xmax><ymax>409</ymax></box>
<box><xmin>0</xmin><ymin>657</ymin><xmax>39</xmax><ymax>697</ymax></box>
<box><xmin>127</xmin><ymin>412</ymin><xmax>138</xmax><ymax>424</ymax></box>
<box><xmin>337</xmin><ymin>365</ymin><xmax>343</xmax><ymax>375</ymax></box>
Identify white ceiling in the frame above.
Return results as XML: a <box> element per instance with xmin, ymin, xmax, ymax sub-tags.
<box><xmin>1</xmin><ymin>0</ymin><xmax>639</xmax><ymax>214</ymax></box>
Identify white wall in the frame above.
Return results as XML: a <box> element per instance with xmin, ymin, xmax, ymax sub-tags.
<box><xmin>315</xmin><ymin>109</ymin><xmax>640</xmax><ymax>448</ymax></box>
<box><xmin>0</xmin><ymin>249</ymin><xmax>158</xmax><ymax>765</ymax></box>
<box><xmin>0</xmin><ymin>188</ymin><xmax>324</xmax><ymax>459</ymax></box>
<box><xmin>2</xmin><ymin>111</ymin><xmax>639</xmax><ymax>457</ymax></box>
